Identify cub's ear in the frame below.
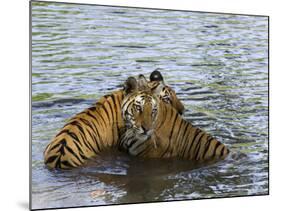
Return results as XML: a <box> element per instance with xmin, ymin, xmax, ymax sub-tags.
<box><xmin>124</xmin><ymin>76</ymin><xmax>138</xmax><ymax>95</ymax></box>
<box><xmin>138</xmin><ymin>74</ymin><xmax>148</xmax><ymax>90</ymax></box>
<box><xmin>150</xmin><ymin>68</ymin><xmax>164</xmax><ymax>82</ymax></box>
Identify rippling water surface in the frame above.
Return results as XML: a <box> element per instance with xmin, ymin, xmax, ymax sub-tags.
<box><xmin>31</xmin><ymin>2</ymin><xmax>268</xmax><ymax>210</ymax></box>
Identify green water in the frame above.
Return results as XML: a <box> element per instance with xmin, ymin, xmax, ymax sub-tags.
<box><xmin>31</xmin><ymin>2</ymin><xmax>268</xmax><ymax>209</ymax></box>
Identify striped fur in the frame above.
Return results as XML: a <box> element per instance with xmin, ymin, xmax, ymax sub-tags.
<box><xmin>44</xmin><ymin>72</ymin><xmax>185</xmax><ymax>169</ymax></box>
<box><xmin>44</xmin><ymin>90</ymin><xmax>125</xmax><ymax>169</ymax></box>
<box><xmin>119</xmin><ymin>90</ymin><xmax>230</xmax><ymax>161</ymax></box>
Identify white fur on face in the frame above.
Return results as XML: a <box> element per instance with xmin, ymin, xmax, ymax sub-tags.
<box><xmin>134</xmin><ymin>95</ymin><xmax>145</xmax><ymax>107</ymax></box>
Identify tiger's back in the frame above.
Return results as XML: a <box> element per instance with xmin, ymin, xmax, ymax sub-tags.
<box><xmin>44</xmin><ymin>90</ymin><xmax>125</xmax><ymax>169</ymax></box>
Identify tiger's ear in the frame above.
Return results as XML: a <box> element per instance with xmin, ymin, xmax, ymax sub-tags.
<box><xmin>124</xmin><ymin>77</ymin><xmax>138</xmax><ymax>95</ymax></box>
<box><xmin>150</xmin><ymin>69</ymin><xmax>164</xmax><ymax>83</ymax></box>
<box><xmin>138</xmin><ymin>74</ymin><xmax>149</xmax><ymax>90</ymax></box>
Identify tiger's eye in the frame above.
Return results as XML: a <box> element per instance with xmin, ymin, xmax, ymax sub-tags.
<box><xmin>135</xmin><ymin>105</ymin><xmax>141</xmax><ymax>111</ymax></box>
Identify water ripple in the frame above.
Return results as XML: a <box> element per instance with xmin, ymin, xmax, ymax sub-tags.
<box><xmin>31</xmin><ymin>2</ymin><xmax>268</xmax><ymax>209</ymax></box>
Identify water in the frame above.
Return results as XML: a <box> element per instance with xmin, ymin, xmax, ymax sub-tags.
<box><xmin>31</xmin><ymin>2</ymin><xmax>269</xmax><ymax>210</ymax></box>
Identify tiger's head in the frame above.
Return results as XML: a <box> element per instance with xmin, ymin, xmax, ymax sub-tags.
<box><xmin>124</xmin><ymin>70</ymin><xmax>185</xmax><ymax>115</ymax></box>
<box><xmin>121</xmin><ymin>70</ymin><xmax>183</xmax><ymax>141</ymax></box>
<box><xmin>121</xmin><ymin>89</ymin><xmax>159</xmax><ymax>141</ymax></box>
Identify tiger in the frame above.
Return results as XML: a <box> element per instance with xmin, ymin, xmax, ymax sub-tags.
<box><xmin>44</xmin><ymin>70</ymin><xmax>185</xmax><ymax>169</ymax></box>
<box><xmin>119</xmin><ymin>79</ymin><xmax>230</xmax><ymax>161</ymax></box>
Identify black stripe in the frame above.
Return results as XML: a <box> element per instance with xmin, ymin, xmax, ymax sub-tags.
<box><xmin>111</xmin><ymin>94</ymin><xmax>118</xmax><ymax>119</ymax></box>
<box><xmin>94</xmin><ymin>109</ymin><xmax>109</xmax><ymax>147</ymax></box>
<box><xmin>57</xmin><ymin>138</ymin><xmax>67</xmax><ymax>156</ymax></box>
<box><xmin>96</xmin><ymin>102</ymin><xmax>103</xmax><ymax>107</ymax></box>
<box><xmin>151</xmin><ymin>85</ymin><xmax>158</xmax><ymax>91</ymax></box>
<box><xmin>107</xmin><ymin>99</ymin><xmax>114</xmax><ymax>122</ymax></box>
<box><xmin>185</xmin><ymin>128</ymin><xmax>201</xmax><ymax>156</ymax></box>
<box><xmin>88</xmin><ymin>106</ymin><xmax>96</xmax><ymax>111</ymax></box>
<box><xmin>67</xmin><ymin>131</ymin><xmax>86</xmax><ymax>154</ymax></box>
<box><xmin>79</xmin><ymin>130</ymin><xmax>97</xmax><ymax>154</ymax></box>
<box><xmin>180</xmin><ymin>124</ymin><xmax>192</xmax><ymax>157</ymax></box>
<box><xmin>121</xmin><ymin>101</ymin><xmax>127</xmax><ymax>111</ymax></box>
<box><xmin>158</xmin><ymin>103</ymin><xmax>167</xmax><ymax>127</ymax></box>
<box><xmin>48</xmin><ymin>142</ymin><xmax>61</xmax><ymax>152</ymax></box>
<box><xmin>119</xmin><ymin>131</ymin><xmax>131</xmax><ymax>149</ymax></box>
<box><xmin>67</xmin><ymin>131</ymin><xmax>79</xmax><ymax>142</ymax></box>
<box><xmin>96</xmin><ymin>107</ymin><xmax>108</xmax><ymax>127</ymax></box>
<box><xmin>124</xmin><ymin>110</ymin><xmax>132</xmax><ymax>119</ymax></box>
<box><xmin>61</xmin><ymin>154</ymin><xmax>81</xmax><ymax>168</ymax></box>
<box><xmin>193</xmin><ymin>133</ymin><xmax>206</xmax><ymax>160</ymax></box>
<box><xmin>202</xmin><ymin>136</ymin><xmax>213</xmax><ymax>159</ymax></box>
<box><xmin>55</xmin><ymin>155</ymin><xmax>62</xmax><ymax>169</ymax></box>
<box><xmin>161</xmin><ymin>112</ymin><xmax>178</xmax><ymax>157</ymax></box>
<box><xmin>104</xmin><ymin>94</ymin><xmax>113</xmax><ymax>99</ymax></box>
<box><xmin>61</xmin><ymin>139</ymin><xmax>67</xmax><ymax>145</ymax></box>
<box><xmin>70</xmin><ymin>121</ymin><xmax>84</xmax><ymax>134</ymax></box>
<box><xmin>64</xmin><ymin>144</ymin><xmax>83</xmax><ymax>164</ymax></box>
<box><xmin>100</xmin><ymin>105</ymin><xmax>110</xmax><ymax>123</ymax></box>
<box><xmin>59</xmin><ymin>145</ymin><xmax>65</xmax><ymax>156</ymax></box>
<box><xmin>85</xmin><ymin>111</ymin><xmax>103</xmax><ymax>145</ymax></box>
<box><xmin>220</xmin><ymin>145</ymin><xmax>226</xmax><ymax>156</ymax></box>
<box><xmin>174</xmin><ymin>118</ymin><xmax>183</xmax><ymax>146</ymax></box>
<box><xmin>227</xmin><ymin>148</ymin><xmax>230</xmax><ymax>154</ymax></box>
<box><xmin>79</xmin><ymin>118</ymin><xmax>93</xmax><ymax>129</ymax></box>
<box><xmin>168</xmin><ymin>113</ymin><xmax>178</xmax><ymax>140</ymax></box>
<box><xmin>85</xmin><ymin>110</ymin><xmax>96</xmax><ymax>119</ymax></box>
<box><xmin>79</xmin><ymin>152</ymin><xmax>88</xmax><ymax>160</ymax></box>
<box><xmin>119</xmin><ymin>92</ymin><xmax>124</xmax><ymax>101</ymax></box>
<box><xmin>88</xmin><ymin>108</ymin><xmax>106</xmax><ymax>127</ymax></box>
<box><xmin>170</xmin><ymin>117</ymin><xmax>184</xmax><ymax>156</ymax></box>
<box><xmin>78</xmin><ymin>117</ymin><xmax>99</xmax><ymax>145</ymax></box>
<box><xmin>55</xmin><ymin>129</ymin><xmax>69</xmax><ymax>138</ymax></box>
<box><xmin>212</xmin><ymin>142</ymin><xmax>221</xmax><ymax>157</ymax></box>
<box><xmin>127</xmin><ymin>139</ymin><xmax>139</xmax><ymax>149</ymax></box>
<box><xmin>45</xmin><ymin>155</ymin><xmax>58</xmax><ymax>164</ymax></box>
<box><xmin>179</xmin><ymin>122</ymin><xmax>190</xmax><ymax>156</ymax></box>
<box><xmin>84</xmin><ymin>127</ymin><xmax>100</xmax><ymax>153</ymax></box>
<box><xmin>150</xmin><ymin>82</ymin><xmax>159</xmax><ymax>91</ymax></box>
<box><xmin>85</xmin><ymin>111</ymin><xmax>100</xmax><ymax>128</ymax></box>
<box><xmin>70</xmin><ymin>122</ymin><xmax>90</xmax><ymax>149</ymax></box>
<box><xmin>112</xmin><ymin>94</ymin><xmax>122</xmax><ymax>136</ymax></box>
<box><xmin>60</xmin><ymin>160</ymin><xmax>74</xmax><ymax>168</ymax></box>
<box><xmin>107</xmin><ymin>99</ymin><xmax>116</xmax><ymax>142</ymax></box>
<box><xmin>72</xmin><ymin>159</ymin><xmax>81</xmax><ymax>167</ymax></box>
<box><xmin>70</xmin><ymin>121</ymin><xmax>94</xmax><ymax>153</ymax></box>
<box><xmin>121</xmin><ymin>99</ymin><xmax>132</xmax><ymax>112</ymax></box>
<box><xmin>124</xmin><ymin>98</ymin><xmax>136</xmax><ymax>112</ymax></box>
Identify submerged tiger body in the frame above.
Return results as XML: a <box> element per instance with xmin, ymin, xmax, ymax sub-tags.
<box><xmin>44</xmin><ymin>71</ymin><xmax>185</xmax><ymax>169</ymax></box>
<box><xmin>120</xmin><ymin>87</ymin><xmax>230</xmax><ymax>161</ymax></box>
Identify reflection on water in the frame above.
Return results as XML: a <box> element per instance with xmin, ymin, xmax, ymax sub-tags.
<box><xmin>31</xmin><ymin>2</ymin><xmax>268</xmax><ymax>210</ymax></box>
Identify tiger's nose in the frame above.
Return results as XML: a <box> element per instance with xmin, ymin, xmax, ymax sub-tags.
<box><xmin>140</xmin><ymin>126</ymin><xmax>153</xmax><ymax>137</ymax></box>
<box><xmin>141</xmin><ymin>126</ymin><xmax>150</xmax><ymax>134</ymax></box>
<box><xmin>141</xmin><ymin>126</ymin><xmax>147</xmax><ymax>133</ymax></box>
